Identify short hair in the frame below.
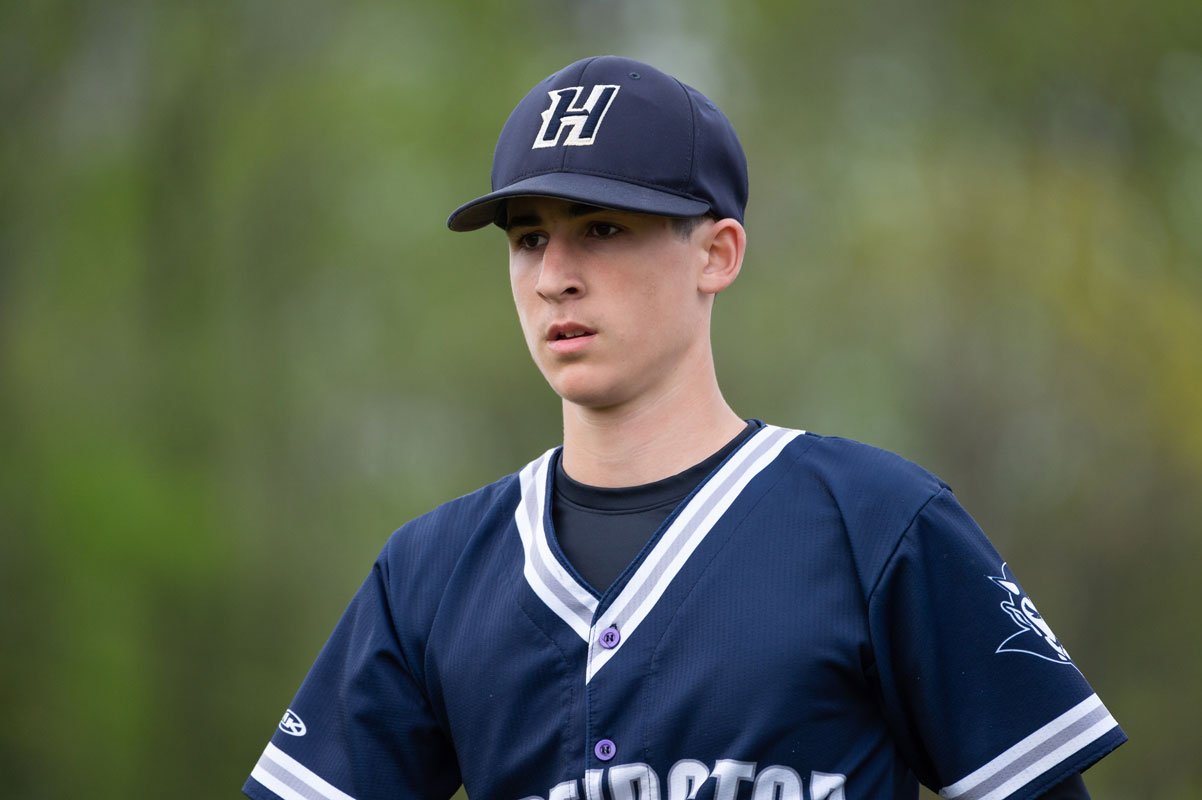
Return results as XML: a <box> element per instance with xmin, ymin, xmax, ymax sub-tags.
<box><xmin>670</xmin><ymin>213</ymin><xmax>716</xmax><ymax>240</ymax></box>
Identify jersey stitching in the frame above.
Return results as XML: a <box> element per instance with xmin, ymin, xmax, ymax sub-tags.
<box><xmin>863</xmin><ymin>487</ymin><xmax>948</xmax><ymax>605</ymax></box>
<box><xmin>374</xmin><ymin>558</ymin><xmax>446</xmax><ymax>727</ymax></box>
<box><xmin>839</xmin><ymin>481</ymin><xmax>946</xmax><ymax>783</ymax></box>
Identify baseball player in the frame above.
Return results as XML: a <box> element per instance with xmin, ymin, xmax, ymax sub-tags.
<box><xmin>244</xmin><ymin>56</ymin><xmax>1124</xmax><ymax>800</ymax></box>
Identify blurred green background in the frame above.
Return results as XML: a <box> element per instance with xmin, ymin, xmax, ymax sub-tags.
<box><xmin>2</xmin><ymin>1</ymin><xmax>1199</xmax><ymax>798</ymax></box>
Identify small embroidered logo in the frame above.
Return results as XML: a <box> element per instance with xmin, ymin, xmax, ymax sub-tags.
<box><xmin>279</xmin><ymin>709</ymin><xmax>307</xmax><ymax>736</ymax></box>
<box><xmin>988</xmin><ymin>563</ymin><xmax>1074</xmax><ymax>665</ymax></box>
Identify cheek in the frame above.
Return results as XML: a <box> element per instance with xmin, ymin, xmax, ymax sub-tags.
<box><xmin>509</xmin><ymin>271</ymin><xmax>537</xmax><ymax>339</ymax></box>
<box><xmin>513</xmin><ymin>304</ymin><xmax>541</xmax><ymax>352</ymax></box>
<box><xmin>637</xmin><ymin>270</ymin><xmax>706</xmax><ymax>336</ymax></box>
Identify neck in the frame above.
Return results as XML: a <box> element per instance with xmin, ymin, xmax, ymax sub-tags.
<box><xmin>559</xmin><ymin>374</ymin><xmax>745</xmax><ymax>488</ymax></box>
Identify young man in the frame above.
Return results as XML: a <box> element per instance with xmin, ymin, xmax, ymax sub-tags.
<box><xmin>244</xmin><ymin>56</ymin><xmax>1124</xmax><ymax>800</ymax></box>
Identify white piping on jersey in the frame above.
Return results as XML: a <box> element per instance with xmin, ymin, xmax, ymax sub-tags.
<box><xmin>938</xmin><ymin>693</ymin><xmax>1119</xmax><ymax>800</ymax></box>
<box><xmin>514</xmin><ymin>425</ymin><xmax>803</xmax><ymax>684</ymax></box>
<box><xmin>516</xmin><ymin>449</ymin><xmax>600</xmax><ymax>640</ymax></box>
<box><xmin>251</xmin><ymin>742</ymin><xmax>357</xmax><ymax>800</ymax></box>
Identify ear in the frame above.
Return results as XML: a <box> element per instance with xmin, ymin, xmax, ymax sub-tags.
<box><xmin>697</xmin><ymin>218</ymin><xmax>746</xmax><ymax>295</ymax></box>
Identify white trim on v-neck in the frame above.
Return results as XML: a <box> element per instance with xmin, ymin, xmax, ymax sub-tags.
<box><xmin>513</xmin><ymin>425</ymin><xmax>803</xmax><ymax>684</ymax></box>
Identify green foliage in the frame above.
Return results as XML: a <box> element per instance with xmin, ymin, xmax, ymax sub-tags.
<box><xmin>3</xmin><ymin>2</ymin><xmax>1198</xmax><ymax>797</ymax></box>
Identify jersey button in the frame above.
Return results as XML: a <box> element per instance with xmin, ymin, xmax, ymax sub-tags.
<box><xmin>594</xmin><ymin>739</ymin><xmax>616</xmax><ymax>761</ymax></box>
<box><xmin>598</xmin><ymin>625</ymin><xmax>620</xmax><ymax>649</ymax></box>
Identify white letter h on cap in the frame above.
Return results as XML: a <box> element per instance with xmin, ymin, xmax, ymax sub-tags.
<box><xmin>532</xmin><ymin>85</ymin><xmax>620</xmax><ymax>149</ymax></box>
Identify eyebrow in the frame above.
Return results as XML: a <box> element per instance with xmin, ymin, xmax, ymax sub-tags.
<box><xmin>504</xmin><ymin>202</ymin><xmax>608</xmax><ymax>231</ymax></box>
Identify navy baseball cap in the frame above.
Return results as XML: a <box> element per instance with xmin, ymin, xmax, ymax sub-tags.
<box><xmin>447</xmin><ymin>55</ymin><xmax>748</xmax><ymax>231</ymax></box>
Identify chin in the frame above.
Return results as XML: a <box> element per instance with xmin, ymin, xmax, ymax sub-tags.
<box><xmin>547</xmin><ymin>373</ymin><xmax>630</xmax><ymax>411</ymax></box>
<box><xmin>556</xmin><ymin>386</ymin><xmax>625</xmax><ymax>411</ymax></box>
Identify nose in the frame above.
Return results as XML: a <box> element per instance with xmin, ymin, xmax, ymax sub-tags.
<box><xmin>535</xmin><ymin>237</ymin><xmax>584</xmax><ymax>301</ymax></box>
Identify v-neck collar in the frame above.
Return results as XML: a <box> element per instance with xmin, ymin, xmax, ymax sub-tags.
<box><xmin>513</xmin><ymin>424</ymin><xmax>803</xmax><ymax>683</ymax></box>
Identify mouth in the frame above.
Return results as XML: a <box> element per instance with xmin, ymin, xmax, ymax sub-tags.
<box><xmin>546</xmin><ymin>323</ymin><xmax>596</xmax><ymax>352</ymax></box>
<box><xmin>547</xmin><ymin>323</ymin><xmax>595</xmax><ymax>341</ymax></box>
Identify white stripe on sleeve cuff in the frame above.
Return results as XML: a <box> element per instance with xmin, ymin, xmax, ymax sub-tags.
<box><xmin>250</xmin><ymin>743</ymin><xmax>358</xmax><ymax>800</ymax></box>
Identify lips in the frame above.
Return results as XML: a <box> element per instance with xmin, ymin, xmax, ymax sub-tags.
<box><xmin>546</xmin><ymin>322</ymin><xmax>596</xmax><ymax>353</ymax></box>
<box><xmin>547</xmin><ymin>322</ymin><xmax>595</xmax><ymax>341</ymax></box>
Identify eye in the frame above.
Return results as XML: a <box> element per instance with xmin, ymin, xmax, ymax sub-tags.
<box><xmin>512</xmin><ymin>231</ymin><xmax>548</xmax><ymax>250</ymax></box>
<box><xmin>587</xmin><ymin>222</ymin><xmax>622</xmax><ymax>239</ymax></box>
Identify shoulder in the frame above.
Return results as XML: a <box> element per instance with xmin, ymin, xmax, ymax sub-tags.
<box><xmin>378</xmin><ymin>465</ymin><xmax>527</xmax><ymax>573</ymax></box>
<box><xmin>768</xmin><ymin>427</ymin><xmax>954</xmax><ymax>593</ymax></box>
<box><xmin>361</xmin><ymin>460</ymin><xmax>537</xmax><ymax>648</ymax></box>
<box><xmin>775</xmin><ymin>428</ymin><xmax>948</xmax><ymax>508</ymax></box>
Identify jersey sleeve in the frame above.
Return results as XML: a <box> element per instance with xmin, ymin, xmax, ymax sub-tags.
<box><xmin>243</xmin><ymin>553</ymin><xmax>461</xmax><ymax>800</ymax></box>
<box><xmin>866</xmin><ymin>489</ymin><xmax>1125</xmax><ymax>800</ymax></box>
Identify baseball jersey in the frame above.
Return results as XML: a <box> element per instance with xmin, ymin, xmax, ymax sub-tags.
<box><xmin>552</xmin><ymin>421</ymin><xmax>758</xmax><ymax>593</ymax></box>
<box><xmin>244</xmin><ymin>424</ymin><xmax>1125</xmax><ymax>800</ymax></box>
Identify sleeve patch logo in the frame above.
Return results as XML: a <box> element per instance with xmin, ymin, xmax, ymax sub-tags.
<box><xmin>278</xmin><ymin>709</ymin><xmax>307</xmax><ymax>736</ymax></box>
<box><xmin>988</xmin><ymin>563</ymin><xmax>1075</xmax><ymax>666</ymax></box>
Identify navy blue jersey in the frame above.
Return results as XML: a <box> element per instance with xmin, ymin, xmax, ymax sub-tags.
<box><xmin>245</xmin><ymin>425</ymin><xmax>1124</xmax><ymax>800</ymax></box>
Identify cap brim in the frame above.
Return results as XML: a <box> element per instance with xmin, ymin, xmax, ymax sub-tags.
<box><xmin>446</xmin><ymin>172</ymin><xmax>711</xmax><ymax>232</ymax></box>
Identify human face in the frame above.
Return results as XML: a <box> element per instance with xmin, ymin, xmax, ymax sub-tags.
<box><xmin>506</xmin><ymin>197</ymin><xmax>715</xmax><ymax>411</ymax></box>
